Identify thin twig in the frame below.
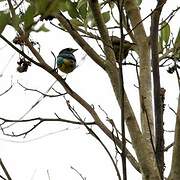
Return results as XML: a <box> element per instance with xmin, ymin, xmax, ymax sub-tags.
<box><xmin>18</xmin><ymin>81</ymin><xmax>66</xmax><ymax>97</ymax></box>
<box><xmin>66</xmin><ymin>99</ymin><xmax>122</xmax><ymax>180</ymax></box>
<box><xmin>18</xmin><ymin>80</ymin><xmax>57</xmax><ymax>120</ymax></box>
<box><xmin>0</xmin><ymin>116</ymin><xmax>95</xmax><ymax>125</ymax></box>
<box><xmin>1</xmin><ymin>121</ymin><xmax>42</xmax><ymax>137</ymax></box>
<box><xmin>125</xmin><ymin>2</ymin><xmax>166</xmax><ymax>36</ymax></box>
<box><xmin>47</xmin><ymin>170</ymin><xmax>51</xmax><ymax>180</ymax></box>
<box><xmin>159</xmin><ymin>6</ymin><xmax>180</xmax><ymax>28</ymax></box>
<box><xmin>70</xmin><ymin>166</ymin><xmax>86</xmax><ymax>180</ymax></box>
<box><xmin>0</xmin><ymin>174</ymin><xmax>7</xmax><ymax>180</ymax></box>
<box><xmin>164</xmin><ymin>142</ymin><xmax>174</xmax><ymax>151</ymax></box>
<box><xmin>0</xmin><ymin>128</ymin><xmax>69</xmax><ymax>143</ymax></box>
<box><xmin>0</xmin><ymin>81</ymin><xmax>13</xmax><ymax>96</ymax></box>
<box><xmin>168</xmin><ymin>105</ymin><xmax>177</xmax><ymax>115</ymax></box>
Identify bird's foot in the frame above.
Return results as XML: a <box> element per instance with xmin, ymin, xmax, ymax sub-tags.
<box><xmin>63</xmin><ymin>75</ymin><xmax>68</xmax><ymax>81</ymax></box>
<box><xmin>51</xmin><ymin>68</ymin><xmax>58</xmax><ymax>73</ymax></box>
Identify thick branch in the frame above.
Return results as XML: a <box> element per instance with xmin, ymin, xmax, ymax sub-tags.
<box><xmin>117</xmin><ymin>1</ymin><xmax>127</xmax><ymax>179</ymax></box>
<box><xmin>168</xmin><ymin>95</ymin><xmax>180</xmax><ymax>179</ymax></box>
<box><xmin>150</xmin><ymin>0</ymin><xmax>167</xmax><ymax>177</ymax></box>
<box><xmin>88</xmin><ymin>0</ymin><xmax>116</xmax><ymax>64</ymax></box>
<box><xmin>124</xmin><ymin>0</ymin><xmax>155</xmax><ymax>160</ymax></box>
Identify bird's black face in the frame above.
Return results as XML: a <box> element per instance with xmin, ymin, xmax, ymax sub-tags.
<box><xmin>60</xmin><ymin>48</ymin><xmax>78</xmax><ymax>54</ymax></box>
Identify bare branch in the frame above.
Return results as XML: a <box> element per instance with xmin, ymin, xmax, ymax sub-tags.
<box><xmin>0</xmin><ymin>128</ymin><xmax>69</xmax><ymax>143</ymax></box>
<box><xmin>0</xmin><ymin>52</ymin><xmax>16</xmax><ymax>76</ymax></box>
<box><xmin>18</xmin><ymin>81</ymin><xmax>66</xmax><ymax>97</ymax></box>
<box><xmin>117</xmin><ymin>0</ymin><xmax>127</xmax><ymax>179</ymax></box>
<box><xmin>19</xmin><ymin>80</ymin><xmax>57</xmax><ymax>120</ymax></box>
<box><xmin>0</xmin><ymin>159</ymin><xmax>12</xmax><ymax>180</ymax></box>
<box><xmin>66</xmin><ymin>99</ymin><xmax>121</xmax><ymax>180</ymax></box>
<box><xmin>70</xmin><ymin>166</ymin><xmax>86</xmax><ymax>180</ymax></box>
<box><xmin>7</xmin><ymin>0</ymin><xmax>16</xmax><ymax>18</ymax></box>
<box><xmin>159</xmin><ymin>6</ymin><xmax>180</xmax><ymax>28</ymax></box>
<box><xmin>14</xmin><ymin>0</ymin><xmax>24</xmax><ymax>10</ymax></box>
<box><xmin>168</xmin><ymin>95</ymin><xmax>180</xmax><ymax>179</ymax></box>
<box><xmin>164</xmin><ymin>142</ymin><xmax>174</xmax><ymax>152</ymax></box>
<box><xmin>0</xmin><ymin>174</ymin><xmax>7</xmax><ymax>180</ymax></box>
<box><xmin>98</xmin><ymin>105</ymin><xmax>132</xmax><ymax>144</ymax></box>
<box><xmin>47</xmin><ymin>170</ymin><xmax>51</xmax><ymax>180</ymax></box>
<box><xmin>168</xmin><ymin>105</ymin><xmax>177</xmax><ymax>115</ymax></box>
<box><xmin>0</xmin><ymin>116</ymin><xmax>95</xmax><ymax>125</ymax></box>
<box><xmin>0</xmin><ymin>81</ymin><xmax>13</xmax><ymax>96</ymax></box>
<box><xmin>1</xmin><ymin>121</ymin><xmax>42</xmax><ymax>137</ymax></box>
<box><xmin>0</xmin><ymin>34</ymin><xmax>42</xmax><ymax>68</ymax></box>
<box><xmin>125</xmin><ymin>3</ymin><xmax>168</xmax><ymax>37</ymax></box>
<box><xmin>88</xmin><ymin>0</ymin><xmax>116</xmax><ymax>64</ymax></box>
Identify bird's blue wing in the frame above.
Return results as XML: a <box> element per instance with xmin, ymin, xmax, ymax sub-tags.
<box><xmin>57</xmin><ymin>53</ymin><xmax>76</xmax><ymax>62</ymax></box>
<box><xmin>57</xmin><ymin>56</ymin><xmax>64</xmax><ymax>66</ymax></box>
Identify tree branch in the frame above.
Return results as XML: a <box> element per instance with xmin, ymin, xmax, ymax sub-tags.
<box><xmin>0</xmin><ymin>82</ymin><xmax>13</xmax><ymax>96</ymax></box>
<box><xmin>124</xmin><ymin>0</ymin><xmax>155</xmax><ymax>164</ymax></box>
<box><xmin>66</xmin><ymin>100</ymin><xmax>121</xmax><ymax>180</ymax></box>
<box><xmin>0</xmin><ymin>116</ymin><xmax>95</xmax><ymax>125</ymax></box>
<box><xmin>0</xmin><ymin>34</ymin><xmax>42</xmax><ymax>68</ymax></box>
<box><xmin>55</xmin><ymin>12</ymin><xmax>106</xmax><ymax>70</ymax></box>
<box><xmin>117</xmin><ymin>0</ymin><xmax>127</xmax><ymax>179</ymax></box>
<box><xmin>0</xmin><ymin>159</ymin><xmax>12</xmax><ymax>180</ymax></box>
<box><xmin>88</xmin><ymin>0</ymin><xmax>116</xmax><ymax>64</ymax></box>
<box><xmin>168</xmin><ymin>94</ymin><xmax>180</xmax><ymax>179</ymax></box>
<box><xmin>18</xmin><ymin>81</ymin><xmax>67</xmax><ymax>97</ymax></box>
<box><xmin>1</xmin><ymin>7</ymin><xmax>139</xmax><ymax>173</ymax></box>
<box><xmin>150</xmin><ymin>0</ymin><xmax>167</xmax><ymax>177</ymax></box>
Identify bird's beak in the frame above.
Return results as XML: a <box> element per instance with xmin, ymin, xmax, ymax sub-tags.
<box><xmin>72</xmin><ymin>49</ymin><xmax>78</xmax><ymax>53</ymax></box>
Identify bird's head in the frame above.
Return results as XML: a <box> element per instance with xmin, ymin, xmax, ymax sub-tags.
<box><xmin>59</xmin><ymin>48</ymin><xmax>78</xmax><ymax>55</ymax></box>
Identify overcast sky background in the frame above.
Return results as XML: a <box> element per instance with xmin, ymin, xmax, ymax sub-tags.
<box><xmin>0</xmin><ymin>0</ymin><xmax>179</xmax><ymax>179</ymax></box>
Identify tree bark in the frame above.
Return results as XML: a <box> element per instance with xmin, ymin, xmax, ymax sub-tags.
<box><xmin>168</xmin><ymin>95</ymin><xmax>180</xmax><ymax>180</ymax></box>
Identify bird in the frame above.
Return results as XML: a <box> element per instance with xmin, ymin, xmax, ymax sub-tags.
<box><xmin>111</xmin><ymin>36</ymin><xmax>136</xmax><ymax>61</ymax></box>
<box><xmin>57</xmin><ymin>48</ymin><xmax>78</xmax><ymax>74</ymax></box>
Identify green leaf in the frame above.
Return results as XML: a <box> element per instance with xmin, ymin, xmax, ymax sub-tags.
<box><xmin>136</xmin><ymin>0</ymin><xmax>142</xmax><ymax>5</ymax></box>
<box><xmin>12</xmin><ymin>15</ymin><xmax>21</xmax><ymax>31</ymax></box>
<box><xmin>78</xmin><ymin>0</ymin><xmax>87</xmax><ymax>19</ymax></box>
<box><xmin>33</xmin><ymin>24</ymin><xmax>50</xmax><ymax>32</ymax></box>
<box><xmin>175</xmin><ymin>28</ymin><xmax>180</xmax><ymax>48</ymax></box>
<box><xmin>88</xmin><ymin>10</ymin><xmax>110</xmax><ymax>27</ymax></box>
<box><xmin>86</xmin><ymin>7</ymin><xmax>93</xmax><ymax>26</ymax></box>
<box><xmin>44</xmin><ymin>0</ymin><xmax>63</xmax><ymax>15</ymax></box>
<box><xmin>174</xmin><ymin>28</ymin><xmax>180</xmax><ymax>58</ymax></box>
<box><xmin>77</xmin><ymin>0</ymin><xmax>87</xmax><ymax>9</ymax></box>
<box><xmin>34</xmin><ymin>0</ymin><xmax>49</xmax><ymax>14</ymax></box>
<box><xmin>102</xmin><ymin>11</ymin><xmax>110</xmax><ymax>23</ymax></box>
<box><xmin>161</xmin><ymin>22</ymin><xmax>170</xmax><ymax>45</ymax></box>
<box><xmin>0</xmin><ymin>11</ymin><xmax>10</xmax><ymax>34</ymax></box>
<box><xmin>59</xmin><ymin>0</ymin><xmax>68</xmax><ymax>12</ymax></box>
<box><xmin>158</xmin><ymin>36</ymin><xmax>163</xmax><ymax>54</ymax></box>
<box><xmin>70</xmin><ymin>18</ymin><xmax>83</xmax><ymax>28</ymax></box>
<box><xmin>22</xmin><ymin>4</ymin><xmax>36</xmax><ymax>30</ymax></box>
<box><xmin>66</xmin><ymin>1</ymin><xmax>79</xmax><ymax>18</ymax></box>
